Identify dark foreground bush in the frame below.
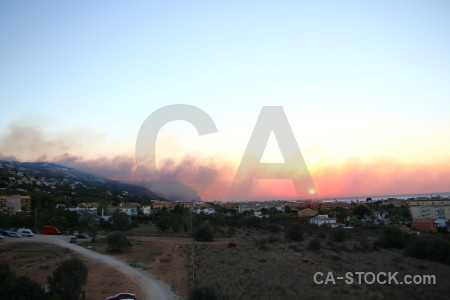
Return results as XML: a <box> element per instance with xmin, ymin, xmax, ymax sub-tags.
<box><xmin>285</xmin><ymin>224</ymin><xmax>304</xmax><ymax>241</ymax></box>
<box><xmin>377</xmin><ymin>227</ymin><xmax>410</xmax><ymax>249</ymax></box>
<box><xmin>309</xmin><ymin>239</ymin><xmax>321</xmax><ymax>250</ymax></box>
<box><xmin>194</xmin><ymin>223</ymin><xmax>214</xmax><ymax>242</ymax></box>
<box><xmin>106</xmin><ymin>231</ymin><xmax>132</xmax><ymax>253</ymax></box>
<box><xmin>330</xmin><ymin>228</ymin><xmax>346</xmax><ymax>242</ymax></box>
<box><xmin>0</xmin><ymin>262</ymin><xmax>46</xmax><ymax>300</ymax></box>
<box><xmin>191</xmin><ymin>286</ymin><xmax>217</xmax><ymax>300</ymax></box>
<box><xmin>228</xmin><ymin>242</ymin><xmax>237</xmax><ymax>248</ymax></box>
<box><xmin>47</xmin><ymin>257</ymin><xmax>88</xmax><ymax>300</ymax></box>
<box><xmin>404</xmin><ymin>236</ymin><xmax>450</xmax><ymax>265</ymax></box>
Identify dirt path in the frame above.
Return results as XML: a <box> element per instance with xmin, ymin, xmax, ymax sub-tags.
<box><xmin>9</xmin><ymin>235</ymin><xmax>181</xmax><ymax>300</ymax></box>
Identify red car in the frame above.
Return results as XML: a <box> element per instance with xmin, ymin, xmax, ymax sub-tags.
<box><xmin>105</xmin><ymin>293</ymin><xmax>136</xmax><ymax>300</ymax></box>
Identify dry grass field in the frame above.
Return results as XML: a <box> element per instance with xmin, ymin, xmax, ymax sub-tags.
<box><xmin>3</xmin><ymin>224</ymin><xmax>450</xmax><ymax>300</ymax></box>
<box><xmin>193</xmin><ymin>229</ymin><xmax>450</xmax><ymax>300</ymax></box>
<box><xmin>0</xmin><ymin>242</ymin><xmax>144</xmax><ymax>300</ymax></box>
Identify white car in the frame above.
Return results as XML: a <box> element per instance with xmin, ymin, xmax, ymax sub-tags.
<box><xmin>17</xmin><ymin>228</ymin><xmax>34</xmax><ymax>237</ymax></box>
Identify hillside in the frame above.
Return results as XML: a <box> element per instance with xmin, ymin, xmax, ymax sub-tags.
<box><xmin>0</xmin><ymin>160</ymin><xmax>164</xmax><ymax>202</ymax></box>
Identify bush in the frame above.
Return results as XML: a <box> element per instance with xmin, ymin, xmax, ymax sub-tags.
<box><xmin>405</xmin><ymin>236</ymin><xmax>450</xmax><ymax>265</ymax></box>
<box><xmin>267</xmin><ymin>224</ymin><xmax>281</xmax><ymax>233</ymax></box>
<box><xmin>190</xmin><ymin>286</ymin><xmax>217</xmax><ymax>300</ymax></box>
<box><xmin>0</xmin><ymin>263</ymin><xmax>46</xmax><ymax>300</ymax></box>
<box><xmin>330</xmin><ymin>228</ymin><xmax>346</xmax><ymax>242</ymax></box>
<box><xmin>238</xmin><ymin>216</ymin><xmax>264</xmax><ymax>229</ymax></box>
<box><xmin>228</xmin><ymin>242</ymin><xmax>237</xmax><ymax>248</ymax></box>
<box><xmin>47</xmin><ymin>257</ymin><xmax>88</xmax><ymax>300</ymax></box>
<box><xmin>377</xmin><ymin>227</ymin><xmax>410</xmax><ymax>249</ymax></box>
<box><xmin>285</xmin><ymin>224</ymin><xmax>304</xmax><ymax>241</ymax></box>
<box><xmin>194</xmin><ymin>223</ymin><xmax>214</xmax><ymax>242</ymax></box>
<box><xmin>106</xmin><ymin>231</ymin><xmax>132</xmax><ymax>253</ymax></box>
<box><xmin>308</xmin><ymin>239</ymin><xmax>321</xmax><ymax>250</ymax></box>
<box><xmin>316</xmin><ymin>224</ymin><xmax>329</xmax><ymax>238</ymax></box>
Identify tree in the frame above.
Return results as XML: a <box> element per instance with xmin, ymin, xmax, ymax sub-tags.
<box><xmin>194</xmin><ymin>223</ymin><xmax>214</xmax><ymax>242</ymax></box>
<box><xmin>111</xmin><ymin>211</ymin><xmax>130</xmax><ymax>230</ymax></box>
<box><xmin>0</xmin><ymin>263</ymin><xmax>47</xmax><ymax>300</ymax></box>
<box><xmin>47</xmin><ymin>257</ymin><xmax>88</xmax><ymax>300</ymax></box>
<box><xmin>49</xmin><ymin>215</ymin><xmax>69</xmax><ymax>229</ymax></box>
<box><xmin>78</xmin><ymin>211</ymin><xmax>97</xmax><ymax>228</ymax></box>
<box><xmin>156</xmin><ymin>215</ymin><xmax>170</xmax><ymax>233</ymax></box>
<box><xmin>353</xmin><ymin>205</ymin><xmax>371</xmax><ymax>219</ymax></box>
<box><xmin>106</xmin><ymin>231</ymin><xmax>132</xmax><ymax>253</ymax></box>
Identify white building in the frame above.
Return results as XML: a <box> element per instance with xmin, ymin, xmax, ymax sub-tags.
<box><xmin>310</xmin><ymin>214</ymin><xmax>337</xmax><ymax>226</ymax></box>
<box><xmin>409</xmin><ymin>198</ymin><xmax>450</xmax><ymax>220</ymax></box>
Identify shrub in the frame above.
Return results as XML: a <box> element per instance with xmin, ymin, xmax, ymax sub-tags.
<box><xmin>267</xmin><ymin>224</ymin><xmax>281</xmax><ymax>233</ymax></box>
<box><xmin>106</xmin><ymin>231</ymin><xmax>132</xmax><ymax>253</ymax></box>
<box><xmin>330</xmin><ymin>228</ymin><xmax>346</xmax><ymax>243</ymax></box>
<box><xmin>47</xmin><ymin>257</ymin><xmax>88</xmax><ymax>300</ymax></box>
<box><xmin>285</xmin><ymin>224</ymin><xmax>304</xmax><ymax>241</ymax></box>
<box><xmin>377</xmin><ymin>227</ymin><xmax>410</xmax><ymax>249</ymax></box>
<box><xmin>0</xmin><ymin>263</ymin><xmax>46</xmax><ymax>300</ymax></box>
<box><xmin>191</xmin><ymin>286</ymin><xmax>217</xmax><ymax>300</ymax></box>
<box><xmin>227</xmin><ymin>227</ymin><xmax>236</xmax><ymax>237</ymax></box>
<box><xmin>238</xmin><ymin>216</ymin><xmax>264</xmax><ymax>229</ymax></box>
<box><xmin>194</xmin><ymin>223</ymin><xmax>214</xmax><ymax>242</ymax></box>
<box><xmin>404</xmin><ymin>236</ymin><xmax>450</xmax><ymax>265</ymax></box>
<box><xmin>228</xmin><ymin>242</ymin><xmax>237</xmax><ymax>248</ymax></box>
<box><xmin>308</xmin><ymin>239</ymin><xmax>321</xmax><ymax>250</ymax></box>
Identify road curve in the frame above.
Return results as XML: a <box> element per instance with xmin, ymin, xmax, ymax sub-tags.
<box><xmin>10</xmin><ymin>234</ymin><xmax>181</xmax><ymax>300</ymax></box>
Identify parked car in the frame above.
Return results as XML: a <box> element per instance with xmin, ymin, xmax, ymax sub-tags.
<box><xmin>62</xmin><ymin>230</ymin><xmax>71</xmax><ymax>235</ymax></box>
<box><xmin>0</xmin><ymin>229</ymin><xmax>22</xmax><ymax>238</ymax></box>
<box><xmin>0</xmin><ymin>233</ymin><xmax>4</xmax><ymax>239</ymax></box>
<box><xmin>76</xmin><ymin>233</ymin><xmax>89</xmax><ymax>239</ymax></box>
<box><xmin>105</xmin><ymin>293</ymin><xmax>136</xmax><ymax>300</ymax></box>
<box><xmin>17</xmin><ymin>228</ymin><xmax>34</xmax><ymax>237</ymax></box>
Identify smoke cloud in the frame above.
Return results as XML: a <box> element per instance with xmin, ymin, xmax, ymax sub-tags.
<box><xmin>1</xmin><ymin>120</ymin><xmax>449</xmax><ymax>201</ymax></box>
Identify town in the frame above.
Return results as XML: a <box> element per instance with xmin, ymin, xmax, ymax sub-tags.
<box><xmin>1</xmin><ymin>160</ymin><xmax>450</xmax><ymax>299</ymax></box>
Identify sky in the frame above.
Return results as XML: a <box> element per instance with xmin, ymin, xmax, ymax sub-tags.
<box><xmin>1</xmin><ymin>0</ymin><xmax>449</xmax><ymax>201</ymax></box>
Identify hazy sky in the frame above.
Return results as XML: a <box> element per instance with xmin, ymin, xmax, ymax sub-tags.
<box><xmin>1</xmin><ymin>1</ymin><xmax>449</xmax><ymax>200</ymax></box>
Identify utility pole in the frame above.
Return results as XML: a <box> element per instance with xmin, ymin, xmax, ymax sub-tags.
<box><xmin>34</xmin><ymin>208</ymin><xmax>37</xmax><ymax>233</ymax></box>
<box><xmin>190</xmin><ymin>207</ymin><xmax>193</xmax><ymax>233</ymax></box>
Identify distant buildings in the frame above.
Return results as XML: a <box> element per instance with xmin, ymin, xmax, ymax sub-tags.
<box><xmin>0</xmin><ymin>195</ymin><xmax>31</xmax><ymax>215</ymax></box>
<box><xmin>309</xmin><ymin>214</ymin><xmax>337</xmax><ymax>226</ymax></box>
<box><xmin>107</xmin><ymin>203</ymin><xmax>139</xmax><ymax>216</ymax></box>
<box><xmin>297</xmin><ymin>208</ymin><xmax>318</xmax><ymax>218</ymax></box>
<box><xmin>409</xmin><ymin>198</ymin><xmax>450</xmax><ymax>219</ymax></box>
<box><xmin>409</xmin><ymin>198</ymin><xmax>450</xmax><ymax>231</ymax></box>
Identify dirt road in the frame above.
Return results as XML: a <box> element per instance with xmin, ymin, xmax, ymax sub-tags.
<box><xmin>10</xmin><ymin>234</ymin><xmax>181</xmax><ymax>300</ymax></box>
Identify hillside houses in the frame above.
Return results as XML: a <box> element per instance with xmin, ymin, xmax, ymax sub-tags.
<box><xmin>309</xmin><ymin>214</ymin><xmax>337</xmax><ymax>226</ymax></box>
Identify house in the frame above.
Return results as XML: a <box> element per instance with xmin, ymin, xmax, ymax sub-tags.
<box><xmin>0</xmin><ymin>195</ymin><xmax>31</xmax><ymax>215</ymax></box>
<box><xmin>411</xmin><ymin>218</ymin><xmax>437</xmax><ymax>232</ymax></box>
<box><xmin>297</xmin><ymin>208</ymin><xmax>318</xmax><ymax>218</ymax></box>
<box><xmin>67</xmin><ymin>203</ymin><xmax>98</xmax><ymax>213</ymax></box>
<box><xmin>310</xmin><ymin>214</ymin><xmax>337</xmax><ymax>226</ymax></box>
<box><xmin>193</xmin><ymin>208</ymin><xmax>215</xmax><ymax>215</ymax></box>
<box><xmin>107</xmin><ymin>204</ymin><xmax>139</xmax><ymax>216</ymax></box>
<box><xmin>152</xmin><ymin>201</ymin><xmax>193</xmax><ymax>211</ymax></box>
<box><xmin>140</xmin><ymin>205</ymin><xmax>152</xmax><ymax>215</ymax></box>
